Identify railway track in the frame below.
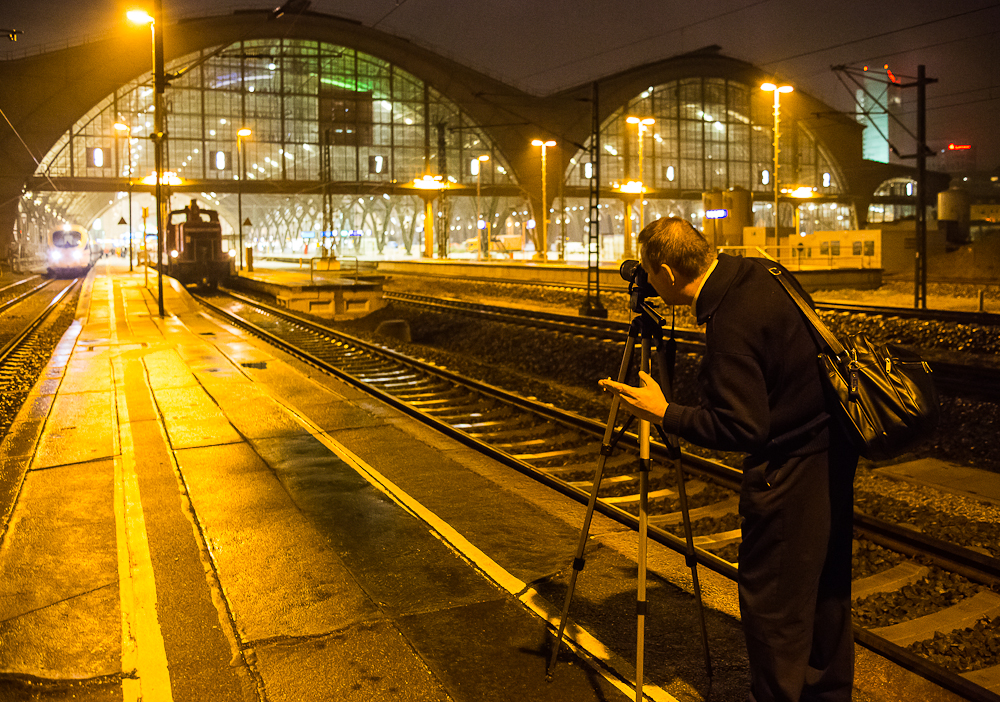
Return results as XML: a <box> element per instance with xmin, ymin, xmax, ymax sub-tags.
<box><xmin>382</xmin><ymin>290</ymin><xmax>1000</xmax><ymax>402</ymax></box>
<box><xmin>199</xmin><ymin>288</ymin><xmax>1000</xmax><ymax>702</ymax></box>
<box><xmin>0</xmin><ymin>278</ymin><xmax>78</xmax><ymax>373</ymax></box>
<box><xmin>0</xmin><ymin>277</ymin><xmax>81</xmax><ymax>441</ymax></box>
<box><xmin>380</xmin><ymin>271</ymin><xmax>1000</xmax><ymax>326</ymax></box>
<box><xmin>0</xmin><ymin>276</ymin><xmax>50</xmax><ymax>315</ymax></box>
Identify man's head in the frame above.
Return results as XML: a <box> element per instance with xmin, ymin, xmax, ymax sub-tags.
<box><xmin>637</xmin><ymin>217</ymin><xmax>715</xmax><ymax>305</ymax></box>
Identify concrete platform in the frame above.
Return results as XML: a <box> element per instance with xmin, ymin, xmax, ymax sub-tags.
<box><xmin>373</xmin><ymin>258</ymin><xmax>882</xmax><ymax>293</ymax></box>
<box><xmin>876</xmin><ymin>458</ymin><xmax>1000</xmax><ymax>505</ymax></box>
<box><xmin>0</xmin><ymin>260</ymin><xmax>974</xmax><ymax>701</ymax></box>
<box><xmin>234</xmin><ymin>262</ymin><xmax>386</xmax><ymax>320</ymax></box>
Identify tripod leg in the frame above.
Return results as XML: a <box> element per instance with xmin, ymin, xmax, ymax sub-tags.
<box><xmin>546</xmin><ymin>332</ymin><xmax>638</xmax><ymax>679</ymax></box>
<box><xmin>635</xmin><ymin>339</ymin><xmax>652</xmax><ymax>701</ymax></box>
<box><xmin>656</xmin><ymin>327</ymin><xmax>713</xmax><ymax>677</ymax></box>
<box><xmin>670</xmin><ymin>441</ymin><xmax>713</xmax><ymax>677</ymax></box>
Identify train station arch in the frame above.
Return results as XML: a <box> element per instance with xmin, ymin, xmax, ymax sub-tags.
<box><xmin>0</xmin><ymin>10</ymin><xmax>938</xmax><ymax>264</ymax></box>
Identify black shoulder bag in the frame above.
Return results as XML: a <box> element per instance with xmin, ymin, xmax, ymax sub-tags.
<box><xmin>765</xmin><ymin>265</ymin><xmax>940</xmax><ymax>461</ymax></box>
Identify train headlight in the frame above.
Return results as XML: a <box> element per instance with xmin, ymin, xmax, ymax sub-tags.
<box><xmin>170</xmin><ymin>250</ymin><xmax>178</xmax><ymax>258</ymax></box>
<box><xmin>72</xmin><ymin>250</ymin><xmax>82</xmax><ymax>261</ymax></box>
<box><xmin>49</xmin><ymin>251</ymin><xmax>60</xmax><ymax>262</ymax></box>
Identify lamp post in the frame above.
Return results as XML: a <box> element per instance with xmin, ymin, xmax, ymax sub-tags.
<box><xmin>128</xmin><ymin>4</ymin><xmax>165</xmax><ymax>316</ymax></box>
<box><xmin>531</xmin><ymin>139</ymin><xmax>556</xmax><ymax>262</ymax></box>
<box><xmin>761</xmin><ymin>82</ymin><xmax>793</xmax><ymax>237</ymax></box>
<box><xmin>472</xmin><ymin>154</ymin><xmax>490</xmax><ymax>260</ymax></box>
<box><xmin>114</xmin><ymin>121</ymin><xmax>134</xmax><ymax>271</ymax></box>
<box><xmin>626</xmin><ymin>116</ymin><xmax>654</xmax><ymax>233</ymax></box>
<box><xmin>411</xmin><ymin>175</ymin><xmax>446</xmax><ymax>258</ymax></box>
<box><xmin>237</xmin><ymin>127</ymin><xmax>252</xmax><ymax>270</ymax></box>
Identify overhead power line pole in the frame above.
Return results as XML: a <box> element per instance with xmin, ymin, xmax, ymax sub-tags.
<box><xmin>897</xmin><ymin>64</ymin><xmax>936</xmax><ymax>309</ymax></box>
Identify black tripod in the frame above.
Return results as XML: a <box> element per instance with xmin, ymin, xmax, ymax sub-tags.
<box><xmin>546</xmin><ymin>295</ymin><xmax>712</xmax><ymax>699</ymax></box>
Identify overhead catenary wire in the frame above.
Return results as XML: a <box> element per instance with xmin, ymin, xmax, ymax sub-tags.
<box><xmin>0</xmin><ymin>107</ymin><xmax>59</xmax><ymax>193</ymax></box>
<box><xmin>371</xmin><ymin>0</ymin><xmax>416</xmax><ymax>29</ymax></box>
<box><xmin>759</xmin><ymin>3</ymin><xmax>1000</xmax><ymax>67</ymax></box>
<box><xmin>516</xmin><ymin>0</ymin><xmax>774</xmax><ymax>82</ymax></box>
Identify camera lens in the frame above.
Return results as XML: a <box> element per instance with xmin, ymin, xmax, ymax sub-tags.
<box><xmin>619</xmin><ymin>259</ymin><xmax>641</xmax><ymax>282</ymax></box>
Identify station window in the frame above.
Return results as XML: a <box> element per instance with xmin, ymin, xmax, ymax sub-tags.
<box><xmin>211</xmin><ymin>151</ymin><xmax>230</xmax><ymax>171</ymax></box>
<box><xmin>86</xmin><ymin>147</ymin><xmax>108</xmax><ymax>168</ymax></box>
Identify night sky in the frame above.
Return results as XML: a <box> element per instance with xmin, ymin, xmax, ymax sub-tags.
<box><xmin>4</xmin><ymin>0</ymin><xmax>999</xmax><ymax>169</ymax></box>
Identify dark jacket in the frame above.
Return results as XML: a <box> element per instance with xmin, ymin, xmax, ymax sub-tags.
<box><xmin>661</xmin><ymin>254</ymin><xmax>829</xmax><ymax>459</ymax></box>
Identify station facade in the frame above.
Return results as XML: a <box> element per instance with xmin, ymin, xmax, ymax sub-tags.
<box><xmin>0</xmin><ymin>10</ymin><xmax>947</xmax><ymax>266</ymax></box>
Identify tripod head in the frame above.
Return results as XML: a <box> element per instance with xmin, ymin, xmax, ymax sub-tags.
<box><xmin>619</xmin><ymin>259</ymin><xmax>658</xmax><ymax>315</ymax></box>
<box><xmin>620</xmin><ymin>259</ymin><xmax>667</xmax><ymax>341</ymax></box>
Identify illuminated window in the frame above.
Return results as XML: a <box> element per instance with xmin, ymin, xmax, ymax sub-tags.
<box><xmin>86</xmin><ymin>147</ymin><xmax>107</xmax><ymax>168</ymax></box>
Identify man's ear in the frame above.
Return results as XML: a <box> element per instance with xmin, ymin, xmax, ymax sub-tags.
<box><xmin>660</xmin><ymin>264</ymin><xmax>676</xmax><ymax>286</ymax></box>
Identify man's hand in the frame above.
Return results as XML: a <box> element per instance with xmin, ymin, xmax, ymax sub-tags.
<box><xmin>598</xmin><ymin>371</ymin><xmax>668</xmax><ymax>424</ymax></box>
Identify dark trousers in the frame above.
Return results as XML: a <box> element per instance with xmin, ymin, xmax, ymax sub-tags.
<box><xmin>738</xmin><ymin>436</ymin><xmax>858</xmax><ymax>702</ymax></box>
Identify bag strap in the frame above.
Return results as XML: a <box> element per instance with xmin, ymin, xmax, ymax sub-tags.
<box><xmin>761</xmin><ymin>265</ymin><xmax>847</xmax><ymax>358</ymax></box>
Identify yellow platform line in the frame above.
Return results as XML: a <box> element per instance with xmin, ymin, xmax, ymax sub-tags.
<box><xmin>104</xmin><ymin>274</ymin><xmax>174</xmax><ymax>702</ymax></box>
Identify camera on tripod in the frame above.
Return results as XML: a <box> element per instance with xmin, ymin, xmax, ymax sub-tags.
<box><xmin>620</xmin><ymin>259</ymin><xmax>658</xmax><ymax>312</ymax></box>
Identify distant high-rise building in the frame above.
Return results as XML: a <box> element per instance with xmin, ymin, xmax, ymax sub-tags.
<box><xmin>856</xmin><ymin>65</ymin><xmax>902</xmax><ymax>163</ymax></box>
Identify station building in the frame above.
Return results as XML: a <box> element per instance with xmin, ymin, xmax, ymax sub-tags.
<box><xmin>0</xmin><ymin>9</ymin><xmax>950</xmax><ymax>270</ymax></box>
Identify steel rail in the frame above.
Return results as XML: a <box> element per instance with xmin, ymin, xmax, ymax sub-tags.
<box><xmin>0</xmin><ymin>278</ymin><xmax>52</xmax><ymax>316</ymax></box>
<box><xmin>201</xmin><ymin>289</ymin><xmax>1000</xmax><ymax>702</ymax></box>
<box><xmin>384</xmin><ymin>290</ymin><xmax>1000</xmax><ymax>401</ymax></box>
<box><xmin>818</xmin><ymin>301</ymin><xmax>1000</xmax><ymax>326</ymax></box>
<box><xmin>0</xmin><ymin>275</ymin><xmax>41</xmax><ymax>295</ymax></box>
<box><xmin>381</xmin><ymin>272</ymin><xmax>1000</xmax><ymax>327</ymax></box>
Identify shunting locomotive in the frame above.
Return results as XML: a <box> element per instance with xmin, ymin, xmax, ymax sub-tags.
<box><xmin>164</xmin><ymin>199</ymin><xmax>233</xmax><ymax>288</ymax></box>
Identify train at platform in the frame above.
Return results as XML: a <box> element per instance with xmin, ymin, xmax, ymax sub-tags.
<box><xmin>46</xmin><ymin>225</ymin><xmax>100</xmax><ymax>277</ymax></box>
<box><xmin>159</xmin><ymin>199</ymin><xmax>233</xmax><ymax>288</ymax></box>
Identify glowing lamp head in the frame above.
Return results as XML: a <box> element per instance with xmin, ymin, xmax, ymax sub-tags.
<box><xmin>412</xmin><ymin>175</ymin><xmax>446</xmax><ymax>190</ymax></box>
<box><xmin>237</xmin><ymin>128</ymin><xmax>252</xmax><ymax>137</ymax></box>
<box><xmin>761</xmin><ymin>82</ymin><xmax>794</xmax><ymax>93</ymax></box>
<box><xmin>531</xmin><ymin>139</ymin><xmax>556</xmax><ymax>147</ymax></box>
<box><xmin>127</xmin><ymin>10</ymin><xmax>154</xmax><ymax>24</ymax></box>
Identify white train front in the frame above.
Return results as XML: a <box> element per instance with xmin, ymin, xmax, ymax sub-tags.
<box><xmin>47</xmin><ymin>225</ymin><xmax>98</xmax><ymax>277</ymax></box>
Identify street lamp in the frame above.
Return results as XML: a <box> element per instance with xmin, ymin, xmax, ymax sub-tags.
<box><xmin>113</xmin><ymin>121</ymin><xmax>134</xmax><ymax>271</ymax></box>
<box><xmin>237</xmin><ymin>127</ymin><xmax>252</xmax><ymax>270</ymax></box>
<box><xmin>625</xmin><ymin>116</ymin><xmax>654</xmax><ymax>257</ymax></box>
<box><xmin>411</xmin><ymin>175</ymin><xmax>447</xmax><ymax>258</ymax></box>
<box><xmin>531</xmin><ymin>139</ymin><xmax>556</xmax><ymax>262</ymax></box>
<box><xmin>471</xmin><ymin>154</ymin><xmax>490</xmax><ymax>260</ymax></box>
<box><xmin>761</xmin><ymin>82</ymin><xmax>793</xmax><ymax>236</ymax></box>
<box><xmin>129</xmin><ymin>4</ymin><xmax>165</xmax><ymax>316</ymax></box>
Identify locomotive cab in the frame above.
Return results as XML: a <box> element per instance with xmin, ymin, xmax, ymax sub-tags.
<box><xmin>165</xmin><ymin>199</ymin><xmax>232</xmax><ymax>288</ymax></box>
